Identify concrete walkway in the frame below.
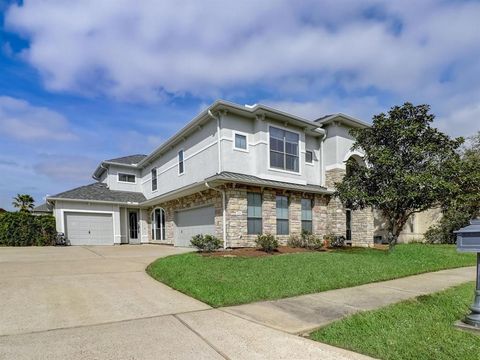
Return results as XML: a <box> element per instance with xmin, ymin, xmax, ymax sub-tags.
<box><xmin>0</xmin><ymin>245</ymin><xmax>371</xmax><ymax>360</ymax></box>
<box><xmin>223</xmin><ymin>266</ymin><xmax>476</xmax><ymax>334</ymax></box>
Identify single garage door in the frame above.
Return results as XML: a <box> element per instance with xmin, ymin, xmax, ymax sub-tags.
<box><xmin>64</xmin><ymin>212</ymin><xmax>114</xmax><ymax>245</ymax></box>
<box><xmin>175</xmin><ymin>206</ymin><xmax>215</xmax><ymax>247</ymax></box>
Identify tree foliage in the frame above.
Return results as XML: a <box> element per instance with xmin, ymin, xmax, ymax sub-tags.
<box><xmin>0</xmin><ymin>212</ymin><xmax>56</xmax><ymax>246</ymax></box>
<box><xmin>425</xmin><ymin>132</ymin><xmax>480</xmax><ymax>243</ymax></box>
<box><xmin>335</xmin><ymin>103</ymin><xmax>463</xmax><ymax>249</ymax></box>
<box><xmin>12</xmin><ymin>194</ymin><xmax>35</xmax><ymax>212</ymax></box>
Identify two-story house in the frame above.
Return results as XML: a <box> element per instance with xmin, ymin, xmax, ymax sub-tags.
<box><xmin>47</xmin><ymin>100</ymin><xmax>374</xmax><ymax>247</ymax></box>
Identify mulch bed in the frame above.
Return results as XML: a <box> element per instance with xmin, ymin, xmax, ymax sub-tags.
<box><xmin>203</xmin><ymin>246</ymin><xmax>321</xmax><ymax>258</ymax></box>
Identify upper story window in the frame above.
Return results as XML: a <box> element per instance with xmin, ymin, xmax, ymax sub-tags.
<box><xmin>234</xmin><ymin>132</ymin><xmax>247</xmax><ymax>151</ymax></box>
<box><xmin>247</xmin><ymin>192</ymin><xmax>262</xmax><ymax>235</ymax></box>
<box><xmin>118</xmin><ymin>173</ymin><xmax>136</xmax><ymax>183</ymax></box>
<box><xmin>305</xmin><ymin>150</ymin><xmax>313</xmax><ymax>164</ymax></box>
<box><xmin>178</xmin><ymin>150</ymin><xmax>184</xmax><ymax>175</ymax></box>
<box><xmin>276</xmin><ymin>195</ymin><xmax>289</xmax><ymax>235</ymax></box>
<box><xmin>151</xmin><ymin>168</ymin><xmax>157</xmax><ymax>191</ymax></box>
<box><xmin>269</xmin><ymin>126</ymin><xmax>299</xmax><ymax>172</ymax></box>
<box><xmin>301</xmin><ymin>198</ymin><xmax>313</xmax><ymax>233</ymax></box>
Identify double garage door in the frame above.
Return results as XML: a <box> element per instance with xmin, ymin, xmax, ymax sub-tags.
<box><xmin>175</xmin><ymin>206</ymin><xmax>215</xmax><ymax>247</ymax></box>
<box><xmin>64</xmin><ymin>212</ymin><xmax>114</xmax><ymax>245</ymax></box>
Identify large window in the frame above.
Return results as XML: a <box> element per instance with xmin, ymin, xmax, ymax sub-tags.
<box><xmin>118</xmin><ymin>173</ymin><xmax>135</xmax><ymax>183</ymax></box>
<box><xmin>152</xmin><ymin>208</ymin><xmax>166</xmax><ymax>240</ymax></box>
<box><xmin>178</xmin><ymin>150</ymin><xmax>184</xmax><ymax>175</ymax></box>
<box><xmin>270</xmin><ymin>126</ymin><xmax>299</xmax><ymax>172</ymax></box>
<box><xmin>276</xmin><ymin>195</ymin><xmax>289</xmax><ymax>235</ymax></box>
<box><xmin>301</xmin><ymin>198</ymin><xmax>313</xmax><ymax>233</ymax></box>
<box><xmin>247</xmin><ymin>192</ymin><xmax>262</xmax><ymax>235</ymax></box>
<box><xmin>151</xmin><ymin>168</ymin><xmax>157</xmax><ymax>191</ymax></box>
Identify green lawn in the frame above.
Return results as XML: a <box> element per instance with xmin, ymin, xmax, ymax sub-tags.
<box><xmin>146</xmin><ymin>244</ymin><xmax>475</xmax><ymax>307</ymax></box>
<box><xmin>311</xmin><ymin>282</ymin><xmax>480</xmax><ymax>360</ymax></box>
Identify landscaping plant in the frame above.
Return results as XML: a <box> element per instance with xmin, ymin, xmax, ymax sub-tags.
<box><xmin>190</xmin><ymin>234</ymin><xmax>222</xmax><ymax>252</ymax></box>
<box><xmin>11</xmin><ymin>194</ymin><xmax>35</xmax><ymax>212</ymax></box>
<box><xmin>335</xmin><ymin>103</ymin><xmax>463</xmax><ymax>250</ymax></box>
<box><xmin>255</xmin><ymin>234</ymin><xmax>278</xmax><ymax>253</ymax></box>
<box><xmin>0</xmin><ymin>212</ymin><xmax>56</xmax><ymax>246</ymax></box>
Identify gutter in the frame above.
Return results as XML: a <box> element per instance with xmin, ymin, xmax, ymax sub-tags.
<box><xmin>46</xmin><ymin>197</ymin><xmax>141</xmax><ymax>206</ymax></box>
<box><xmin>205</xmin><ymin>182</ymin><xmax>227</xmax><ymax>249</ymax></box>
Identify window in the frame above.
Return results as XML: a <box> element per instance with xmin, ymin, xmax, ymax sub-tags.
<box><xmin>152</xmin><ymin>208</ymin><xmax>166</xmax><ymax>240</ymax></box>
<box><xmin>276</xmin><ymin>195</ymin><xmax>289</xmax><ymax>235</ymax></box>
<box><xmin>269</xmin><ymin>126</ymin><xmax>299</xmax><ymax>172</ymax></box>
<box><xmin>305</xmin><ymin>150</ymin><xmax>313</xmax><ymax>164</ymax></box>
<box><xmin>247</xmin><ymin>192</ymin><xmax>262</xmax><ymax>234</ymax></box>
<box><xmin>178</xmin><ymin>150</ymin><xmax>184</xmax><ymax>174</ymax></box>
<box><xmin>234</xmin><ymin>133</ymin><xmax>247</xmax><ymax>150</ymax></box>
<box><xmin>301</xmin><ymin>198</ymin><xmax>313</xmax><ymax>233</ymax></box>
<box><xmin>151</xmin><ymin>168</ymin><xmax>157</xmax><ymax>191</ymax></box>
<box><xmin>346</xmin><ymin>209</ymin><xmax>352</xmax><ymax>241</ymax></box>
<box><xmin>118</xmin><ymin>173</ymin><xmax>135</xmax><ymax>183</ymax></box>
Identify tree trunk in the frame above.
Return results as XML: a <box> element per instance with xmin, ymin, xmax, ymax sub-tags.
<box><xmin>387</xmin><ymin>231</ymin><xmax>398</xmax><ymax>252</ymax></box>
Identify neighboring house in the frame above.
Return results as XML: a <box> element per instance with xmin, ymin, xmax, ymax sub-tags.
<box><xmin>374</xmin><ymin>208</ymin><xmax>442</xmax><ymax>244</ymax></box>
<box><xmin>32</xmin><ymin>202</ymin><xmax>54</xmax><ymax>216</ymax></box>
<box><xmin>47</xmin><ymin>100</ymin><xmax>374</xmax><ymax>247</ymax></box>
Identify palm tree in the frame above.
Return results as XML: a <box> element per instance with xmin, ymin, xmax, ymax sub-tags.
<box><xmin>12</xmin><ymin>194</ymin><xmax>35</xmax><ymax>212</ymax></box>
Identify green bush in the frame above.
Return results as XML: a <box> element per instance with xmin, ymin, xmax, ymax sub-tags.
<box><xmin>287</xmin><ymin>233</ymin><xmax>304</xmax><ymax>248</ymax></box>
<box><xmin>424</xmin><ymin>210</ymin><xmax>471</xmax><ymax>244</ymax></box>
<box><xmin>288</xmin><ymin>231</ymin><xmax>323</xmax><ymax>250</ymax></box>
<box><xmin>190</xmin><ymin>234</ymin><xmax>222</xmax><ymax>252</ymax></box>
<box><xmin>0</xmin><ymin>212</ymin><xmax>56</xmax><ymax>246</ymax></box>
<box><xmin>255</xmin><ymin>234</ymin><xmax>278</xmax><ymax>253</ymax></box>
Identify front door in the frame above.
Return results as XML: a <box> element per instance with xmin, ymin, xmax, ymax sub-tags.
<box><xmin>128</xmin><ymin>211</ymin><xmax>140</xmax><ymax>244</ymax></box>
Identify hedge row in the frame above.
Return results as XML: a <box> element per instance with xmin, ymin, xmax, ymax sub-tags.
<box><xmin>0</xmin><ymin>212</ymin><xmax>57</xmax><ymax>246</ymax></box>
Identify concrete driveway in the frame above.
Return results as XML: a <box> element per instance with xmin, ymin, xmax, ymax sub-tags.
<box><xmin>0</xmin><ymin>245</ymin><xmax>371</xmax><ymax>360</ymax></box>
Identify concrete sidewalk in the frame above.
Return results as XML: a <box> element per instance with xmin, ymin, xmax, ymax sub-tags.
<box><xmin>223</xmin><ymin>266</ymin><xmax>476</xmax><ymax>334</ymax></box>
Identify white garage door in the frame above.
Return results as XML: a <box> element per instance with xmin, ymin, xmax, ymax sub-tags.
<box><xmin>65</xmin><ymin>212</ymin><xmax>114</xmax><ymax>245</ymax></box>
<box><xmin>175</xmin><ymin>206</ymin><xmax>215</xmax><ymax>247</ymax></box>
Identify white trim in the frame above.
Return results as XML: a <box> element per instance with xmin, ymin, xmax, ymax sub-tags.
<box><xmin>232</xmin><ymin>131</ymin><xmax>249</xmax><ymax>152</ymax></box>
<box><xmin>343</xmin><ymin>150</ymin><xmax>365</xmax><ymax>163</ymax></box>
<box><xmin>49</xmin><ymin>197</ymin><xmax>140</xmax><ymax>206</ymax></box>
<box><xmin>117</xmin><ymin>172</ymin><xmax>137</xmax><ymax>184</ymax></box>
<box><xmin>305</xmin><ymin>150</ymin><xmax>314</xmax><ymax>165</ymax></box>
<box><xmin>151</xmin><ymin>207</ymin><xmax>166</xmax><ymax>241</ymax></box>
<box><xmin>325</xmin><ymin>163</ymin><xmax>347</xmax><ymax>171</ymax></box>
<box><xmin>267</xmin><ymin>124</ymin><xmax>302</xmax><ymax>175</ymax></box>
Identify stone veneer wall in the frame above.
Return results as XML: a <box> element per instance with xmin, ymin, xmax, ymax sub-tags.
<box><xmin>325</xmin><ymin>168</ymin><xmax>374</xmax><ymax>247</ymax></box>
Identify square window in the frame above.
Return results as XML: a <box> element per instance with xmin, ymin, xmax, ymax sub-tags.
<box><xmin>269</xmin><ymin>126</ymin><xmax>299</xmax><ymax>173</ymax></box>
<box><xmin>118</xmin><ymin>173</ymin><xmax>135</xmax><ymax>183</ymax></box>
<box><xmin>234</xmin><ymin>133</ymin><xmax>247</xmax><ymax>150</ymax></box>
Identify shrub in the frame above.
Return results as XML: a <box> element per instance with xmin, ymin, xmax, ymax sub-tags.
<box><xmin>0</xmin><ymin>212</ymin><xmax>56</xmax><ymax>246</ymax></box>
<box><xmin>287</xmin><ymin>234</ymin><xmax>304</xmax><ymax>248</ymax></box>
<box><xmin>303</xmin><ymin>233</ymin><xmax>324</xmax><ymax>250</ymax></box>
<box><xmin>424</xmin><ymin>209</ymin><xmax>473</xmax><ymax>244</ymax></box>
<box><xmin>190</xmin><ymin>234</ymin><xmax>222</xmax><ymax>252</ymax></box>
<box><xmin>255</xmin><ymin>234</ymin><xmax>278</xmax><ymax>253</ymax></box>
<box><xmin>322</xmin><ymin>233</ymin><xmax>346</xmax><ymax>248</ymax></box>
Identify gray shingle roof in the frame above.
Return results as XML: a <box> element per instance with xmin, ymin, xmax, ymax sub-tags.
<box><xmin>50</xmin><ymin>183</ymin><xmax>146</xmax><ymax>203</ymax></box>
<box><xmin>33</xmin><ymin>203</ymin><xmax>54</xmax><ymax>213</ymax></box>
<box><xmin>205</xmin><ymin>172</ymin><xmax>331</xmax><ymax>194</ymax></box>
<box><xmin>106</xmin><ymin>154</ymin><xmax>147</xmax><ymax>165</ymax></box>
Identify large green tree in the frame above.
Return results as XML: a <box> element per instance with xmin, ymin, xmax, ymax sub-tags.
<box><xmin>335</xmin><ymin>103</ymin><xmax>463</xmax><ymax>249</ymax></box>
<box><xmin>425</xmin><ymin>131</ymin><xmax>480</xmax><ymax>243</ymax></box>
<box><xmin>12</xmin><ymin>194</ymin><xmax>35</xmax><ymax>212</ymax></box>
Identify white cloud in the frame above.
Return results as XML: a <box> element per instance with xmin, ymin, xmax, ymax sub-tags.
<box><xmin>0</xmin><ymin>96</ymin><xmax>76</xmax><ymax>141</ymax></box>
<box><xmin>33</xmin><ymin>155</ymin><xmax>97</xmax><ymax>182</ymax></box>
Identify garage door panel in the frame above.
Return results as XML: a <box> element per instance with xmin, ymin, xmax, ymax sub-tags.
<box><xmin>175</xmin><ymin>206</ymin><xmax>215</xmax><ymax>247</ymax></box>
<box><xmin>65</xmin><ymin>212</ymin><xmax>113</xmax><ymax>245</ymax></box>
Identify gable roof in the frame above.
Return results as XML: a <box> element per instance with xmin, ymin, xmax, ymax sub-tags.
<box><xmin>33</xmin><ymin>202</ymin><xmax>54</xmax><ymax>213</ymax></box>
<box><xmin>315</xmin><ymin>113</ymin><xmax>370</xmax><ymax>128</ymax></box>
<box><xmin>48</xmin><ymin>183</ymin><xmax>146</xmax><ymax>204</ymax></box>
<box><xmin>105</xmin><ymin>154</ymin><xmax>147</xmax><ymax>165</ymax></box>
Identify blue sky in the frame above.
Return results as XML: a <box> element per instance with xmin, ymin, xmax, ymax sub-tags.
<box><xmin>0</xmin><ymin>0</ymin><xmax>479</xmax><ymax>210</ymax></box>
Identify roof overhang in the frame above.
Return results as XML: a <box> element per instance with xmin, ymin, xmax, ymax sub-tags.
<box><xmin>316</xmin><ymin>113</ymin><xmax>370</xmax><ymax>129</ymax></box>
<box><xmin>47</xmin><ymin>197</ymin><xmax>142</xmax><ymax>206</ymax></box>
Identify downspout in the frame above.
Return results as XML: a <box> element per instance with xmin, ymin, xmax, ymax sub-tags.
<box><xmin>208</xmin><ymin>109</ymin><xmax>222</xmax><ymax>174</ymax></box>
<box><xmin>315</xmin><ymin>127</ymin><xmax>327</xmax><ymax>187</ymax></box>
<box><xmin>205</xmin><ymin>182</ymin><xmax>227</xmax><ymax>249</ymax></box>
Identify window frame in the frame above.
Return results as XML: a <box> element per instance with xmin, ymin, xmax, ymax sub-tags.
<box><xmin>247</xmin><ymin>192</ymin><xmax>262</xmax><ymax>235</ymax></box>
<box><xmin>151</xmin><ymin>168</ymin><xmax>157</xmax><ymax>192</ymax></box>
<box><xmin>233</xmin><ymin>131</ymin><xmax>249</xmax><ymax>152</ymax></box>
<box><xmin>305</xmin><ymin>150</ymin><xmax>314</xmax><ymax>165</ymax></box>
<box><xmin>151</xmin><ymin>207</ymin><xmax>166</xmax><ymax>241</ymax></box>
<box><xmin>276</xmin><ymin>195</ymin><xmax>289</xmax><ymax>235</ymax></box>
<box><xmin>301</xmin><ymin>198</ymin><xmax>313</xmax><ymax>234</ymax></box>
<box><xmin>178</xmin><ymin>149</ymin><xmax>185</xmax><ymax>175</ymax></box>
<box><xmin>117</xmin><ymin>172</ymin><xmax>136</xmax><ymax>184</ymax></box>
<box><xmin>268</xmin><ymin>125</ymin><xmax>301</xmax><ymax>174</ymax></box>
